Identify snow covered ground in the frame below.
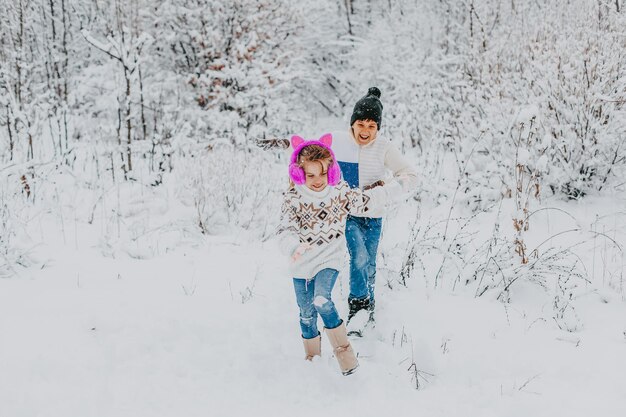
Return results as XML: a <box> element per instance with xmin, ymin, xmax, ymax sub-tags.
<box><xmin>1</xmin><ymin>170</ymin><xmax>625</xmax><ymax>417</ymax></box>
<box><xmin>2</xmin><ymin>1</ymin><xmax>626</xmax><ymax>416</ymax></box>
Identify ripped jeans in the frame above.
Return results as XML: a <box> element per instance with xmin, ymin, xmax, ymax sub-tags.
<box><xmin>293</xmin><ymin>268</ymin><xmax>342</xmax><ymax>339</ymax></box>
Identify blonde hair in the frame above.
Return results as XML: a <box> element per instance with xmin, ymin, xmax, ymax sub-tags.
<box><xmin>297</xmin><ymin>144</ymin><xmax>333</xmax><ymax>174</ymax></box>
<box><xmin>287</xmin><ymin>144</ymin><xmax>334</xmax><ymax>189</ymax></box>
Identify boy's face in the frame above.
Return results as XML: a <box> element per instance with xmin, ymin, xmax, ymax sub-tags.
<box><xmin>301</xmin><ymin>160</ymin><xmax>329</xmax><ymax>192</ymax></box>
<box><xmin>352</xmin><ymin>119</ymin><xmax>378</xmax><ymax>146</ymax></box>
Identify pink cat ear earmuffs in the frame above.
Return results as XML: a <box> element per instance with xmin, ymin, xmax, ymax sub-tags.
<box><xmin>289</xmin><ymin>133</ymin><xmax>341</xmax><ymax>186</ymax></box>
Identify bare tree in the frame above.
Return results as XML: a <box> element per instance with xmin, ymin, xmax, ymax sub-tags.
<box><xmin>81</xmin><ymin>0</ymin><xmax>152</xmax><ymax>174</ymax></box>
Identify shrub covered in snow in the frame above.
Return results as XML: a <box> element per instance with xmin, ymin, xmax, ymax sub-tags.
<box><xmin>177</xmin><ymin>144</ymin><xmax>285</xmax><ymax>236</ymax></box>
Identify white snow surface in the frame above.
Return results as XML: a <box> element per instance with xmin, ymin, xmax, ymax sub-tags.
<box><xmin>1</xmin><ymin>173</ymin><xmax>625</xmax><ymax>417</ymax></box>
<box><xmin>2</xmin><ymin>2</ymin><xmax>626</xmax><ymax>416</ymax></box>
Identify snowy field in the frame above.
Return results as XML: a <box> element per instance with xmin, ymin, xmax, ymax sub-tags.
<box><xmin>1</xmin><ymin>164</ymin><xmax>624</xmax><ymax>417</ymax></box>
<box><xmin>2</xmin><ymin>1</ymin><xmax>626</xmax><ymax>416</ymax></box>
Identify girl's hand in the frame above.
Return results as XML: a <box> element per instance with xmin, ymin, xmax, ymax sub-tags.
<box><xmin>291</xmin><ymin>243</ymin><xmax>311</xmax><ymax>263</ymax></box>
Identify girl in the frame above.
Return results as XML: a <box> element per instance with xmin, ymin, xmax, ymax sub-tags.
<box><xmin>277</xmin><ymin>133</ymin><xmax>390</xmax><ymax>375</ymax></box>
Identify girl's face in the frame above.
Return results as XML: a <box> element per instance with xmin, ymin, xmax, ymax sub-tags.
<box><xmin>351</xmin><ymin>119</ymin><xmax>378</xmax><ymax>146</ymax></box>
<box><xmin>301</xmin><ymin>159</ymin><xmax>329</xmax><ymax>192</ymax></box>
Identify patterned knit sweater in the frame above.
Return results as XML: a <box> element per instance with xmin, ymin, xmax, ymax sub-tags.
<box><xmin>277</xmin><ymin>180</ymin><xmax>388</xmax><ymax>280</ymax></box>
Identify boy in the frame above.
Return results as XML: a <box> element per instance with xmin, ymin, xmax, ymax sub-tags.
<box><xmin>333</xmin><ymin>87</ymin><xmax>418</xmax><ymax>334</ymax></box>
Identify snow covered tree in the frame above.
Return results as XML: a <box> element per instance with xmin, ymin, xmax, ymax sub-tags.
<box><xmin>153</xmin><ymin>0</ymin><xmax>307</xmax><ymax>144</ymax></box>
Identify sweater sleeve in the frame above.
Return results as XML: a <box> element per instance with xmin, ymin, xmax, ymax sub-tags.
<box><xmin>342</xmin><ymin>181</ymin><xmax>389</xmax><ymax>216</ymax></box>
<box><xmin>276</xmin><ymin>191</ymin><xmax>301</xmax><ymax>256</ymax></box>
<box><xmin>384</xmin><ymin>144</ymin><xmax>418</xmax><ymax>194</ymax></box>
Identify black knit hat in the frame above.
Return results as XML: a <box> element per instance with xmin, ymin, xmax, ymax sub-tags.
<box><xmin>350</xmin><ymin>87</ymin><xmax>383</xmax><ymax>128</ymax></box>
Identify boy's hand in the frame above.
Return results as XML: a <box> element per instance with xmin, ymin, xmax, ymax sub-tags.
<box><xmin>291</xmin><ymin>243</ymin><xmax>311</xmax><ymax>263</ymax></box>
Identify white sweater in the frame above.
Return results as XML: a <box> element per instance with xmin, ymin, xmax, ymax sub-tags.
<box><xmin>277</xmin><ymin>180</ymin><xmax>389</xmax><ymax>280</ymax></box>
<box><xmin>334</xmin><ymin>131</ymin><xmax>418</xmax><ymax>218</ymax></box>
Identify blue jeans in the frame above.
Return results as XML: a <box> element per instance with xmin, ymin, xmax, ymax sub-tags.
<box><xmin>346</xmin><ymin>215</ymin><xmax>382</xmax><ymax>306</ymax></box>
<box><xmin>293</xmin><ymin>268</ymin><xmax>342</xmax><ymax>339</ymax></box>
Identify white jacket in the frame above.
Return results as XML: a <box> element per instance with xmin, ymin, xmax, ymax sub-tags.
<box><xmin>333</xmin><ymin>130</ymin><xmax>418</xmax><ymax>218</ymax></box>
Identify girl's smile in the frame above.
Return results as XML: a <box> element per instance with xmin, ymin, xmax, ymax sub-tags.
<box><xmin>301</xmin><ymin>160</ymin><xmax>329</xmax><ymax>192</ymax></box>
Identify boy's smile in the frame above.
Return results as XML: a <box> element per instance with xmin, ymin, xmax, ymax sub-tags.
<box><xmin>352</xmin><ymin>119</ymin><xmax>378</xmax><ymax>146</ymax></box>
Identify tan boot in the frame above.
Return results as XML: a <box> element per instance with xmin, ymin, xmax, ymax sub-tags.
<box><xmin>325</xmin><ymin>322</ymin><xmax>359</xmax><ymax>375</ymax></box>
<box><xmin>302</xmin><ymin>334</ymin><xmax>321</xmax><ymax>361</ymax></box>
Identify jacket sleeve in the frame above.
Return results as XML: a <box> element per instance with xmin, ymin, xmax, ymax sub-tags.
<box><xmin>342</xmin><ymin>181</ymin><xmax>389</xmax><ymax>216</ymax></box>
<box><xmin>384</xmin><ymin>144</ymin><xmax>418</xmax><ymax>194</ymax></box>
<box><xmin>276</xmin><ymin>191</ymin><xmax>301</xmax><ymax>256</ymax></box>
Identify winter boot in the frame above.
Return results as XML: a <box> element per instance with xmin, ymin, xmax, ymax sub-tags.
<box><xmin>368</xmin><ymin>299</ymin><xmax>376</xmax><ymax>324</ymax></box>
<box><xmin>347</xmin><ymin>297</ymin><xmax>370</xmax><ymax>322</ymax></box>
<box><xmin>325</xmin><ymin>322</ymin><xmax>359</xmax><ymax>375</ymax></box>
<box><xmin>302</xmin><ymin>334</ymin><xmax>321</xmax><ymax>361</ymax></box>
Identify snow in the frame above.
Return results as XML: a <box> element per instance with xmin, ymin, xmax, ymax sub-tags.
<box><xmin>1</xmin><ymin>176</ymin><xmax>625</xmax><ymax>417</ymax></box>
<box><xmin>517</xmin><ymin>148</ymin><xmax>531</xmax><ymax>165</ymax></box>
<box><xmin>1</xmin><ymin>1</ymin><xmax>626</xmax><ymax>416</ymax></box>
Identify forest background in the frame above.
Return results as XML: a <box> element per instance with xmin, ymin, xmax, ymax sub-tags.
<box><xmin>1</xmin><ymin>1</ymin><xmax>625</xmax><ymax>416</ymax></box>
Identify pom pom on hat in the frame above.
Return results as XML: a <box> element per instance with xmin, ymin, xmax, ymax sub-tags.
<box><xmin>366</xmin><ymin>87</ymin><xmax>381</xmax><ymax>98</ymax></box>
